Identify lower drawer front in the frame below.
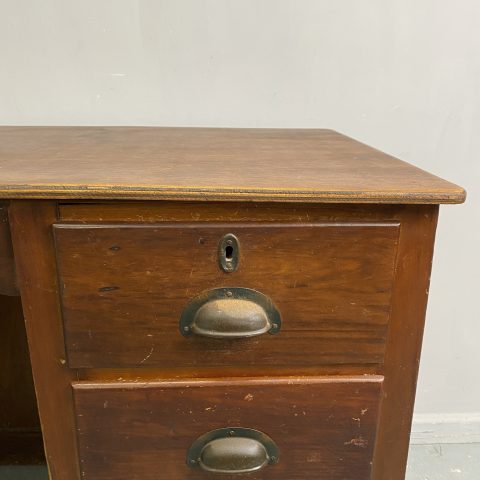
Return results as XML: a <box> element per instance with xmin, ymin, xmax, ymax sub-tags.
<box><xmin>73</xmin><ymin>376</ymin><xmax>383</xmax><ymax>480</ymax></box>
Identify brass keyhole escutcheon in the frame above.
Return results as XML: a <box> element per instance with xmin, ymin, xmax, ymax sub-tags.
<box><xmin>219</xmin><ymin>233</ymin><xmax>239</xmax><ymax>273</ymax></box>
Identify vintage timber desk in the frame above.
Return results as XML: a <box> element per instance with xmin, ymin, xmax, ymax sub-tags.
<box><xmin>0</xmin><ymin>127</ymin><xmax>465</xmax><ymax>479</ymax></box>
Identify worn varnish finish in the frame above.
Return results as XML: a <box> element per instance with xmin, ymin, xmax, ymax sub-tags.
<box><xmin>0</xmin><ymin>204</ymin><xmax>42</xmax><ymax>465</ymax></box>
<box><xmin>5</xmin><ymin>200</ymin><xmax>447</xmax><ymax>480</ymax></box>
<box><xmin>8</xmin><ymin>202</ymin><xmax>80</xmax><ymax>479</ymax></box>
<box><xmin>58</xmin><ymin>201</ymin><xmax>414</xmax><ymax>224</ymax></box>
<box><xmin>0</xmin><ymin>128</ymin><xmax>464</xmax><ymax>480</ymax></box>
<box><xmin>73</xmin><ymin>376</ymin><xmax>383</xmax><ymax>480</ymax></box>
<box><xmin>0</xmin><ymin>127</ymin><xmax>466</xmax><ymax>203</ymax></box>
<box><xmin>54</xmin><ymin>222</ymin><xmax>399</xmax><ymax>368</ymax></box>
<box><xmin>0</xmin><ymin>204</ymin><xmax>18</xmax><ymax>296</ymax></box>
<box><xmin>373</xmin><ymin>205</ymin><xmax>439</xmax><ymax>480</ymax></box>
<box><xmin>77</xmin><ymin>365</ymin><xmax>383</xmax><ymax>382</ymax></box>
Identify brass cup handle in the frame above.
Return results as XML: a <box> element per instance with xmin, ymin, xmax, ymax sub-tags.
<box><xmin>187</xmin><ymin>428</ymin><xmax>279</xmax><ymax>474</ymax></box>
<box><xmin>179</xmin><ymin>287</ymin><xmax>281</xmax><ymax>339</ymax></box>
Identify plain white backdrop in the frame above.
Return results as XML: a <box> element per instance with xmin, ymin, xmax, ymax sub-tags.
<box><xmin>1</xmin><ymin>1</ymin><xmax>478</xmax><ymax>433</ymax></box>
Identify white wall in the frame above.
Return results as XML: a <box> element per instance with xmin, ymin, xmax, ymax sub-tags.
<box><xmin>1</xmin><ymin>1</ymin><xmax>479</xmax><ymax>421</ymax></box>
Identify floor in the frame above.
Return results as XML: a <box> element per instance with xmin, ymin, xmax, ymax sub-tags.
<box><xmin>0</xmin><ymin>444</ymin><xmax>478</xmax><ymax>479</ymax></box>
<box><xmin>406</xmin><ymin>444</ymin><xmax>480</xmax><ymax>479</ymax></box>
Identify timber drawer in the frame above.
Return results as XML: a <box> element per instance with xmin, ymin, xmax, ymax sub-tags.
<box><xmin>0</xmin><ymin>127</ymin><xmax>465</xmax><ymax>480</ymax></box>
<box><xmin>53</xmin><ymin>222</ymin><xmax>399</xmax><ymax>369</ymax></box>
<box><xmin>73</xmin><ymin>376</ymin><xmax>383</xmax><ymax>480</ymax></box>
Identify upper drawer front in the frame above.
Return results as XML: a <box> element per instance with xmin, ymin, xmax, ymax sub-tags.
<box><xmin>73</xmin><ymin>376</ymin><xmax>383</xmax><ymax>480</ymax></box>
<box><xmin>54</xmin><ymin>222</ymin><xmax>399</xmax><ymax>368</ymax></box>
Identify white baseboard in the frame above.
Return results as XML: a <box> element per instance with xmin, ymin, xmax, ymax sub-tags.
<box><xmin>411</xmin><ymin>413</ymin><xmax>480</xmax><ymax>444</ymax></box>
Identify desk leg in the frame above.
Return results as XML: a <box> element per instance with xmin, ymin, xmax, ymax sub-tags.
<box><xmin>9</xmin><ymin>201</ymin><xmax>80</xmax><ymax>480</ymax></box>
<box><xmin>372</xmin><ymin>205</ymin><xmax>439</xmax><ymax>480</ymax></box>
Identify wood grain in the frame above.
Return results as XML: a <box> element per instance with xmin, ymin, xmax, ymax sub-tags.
<box><xmin>0</xmin><ymin>204</ymin><xmax>43</xmax><ymax>465</ymax></box>
<box><xmin>9</xmin><ymin>201</ymin><xmax>80</xmax><ymax>479</ymax></box>
<box><xmin>58</xmin><ymin>201</ymin><xmax>408</xmax><ymax>223</ymax></box>
<box><xmin>3</xmin><ymin>198</ymin><xmax>451</xmax><ymax>480</ymax></box>
<box><xmin>0</xmin><ymin>127</ymin><xmax>465</xmax><ymax>203</ymax></box>
<box><xmin>0</xmin><ymin>204</ymin><xmax>18</xmax><ymax>296</ymax></box>
<box><xmin>372</xmin><ymin>205</ymin><xmax>439</xmax><ymax>480</ymax></box>
<box><xmin>54</xmin><ymin>222</ymin><xmax>399</xmax><ymax>368</ymax></box>
<box><xmin>73</xmin><ymin>376</ymin><xmax>383</xmax><ymax>480</ymax></box>
<box><xmin>77</xmin><ymin>364</ymin><xmax>382</xmax><ymax>382</ymax></box>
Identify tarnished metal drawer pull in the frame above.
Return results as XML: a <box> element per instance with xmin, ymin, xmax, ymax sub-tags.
<box><xmin>187</xmin><ymin>427</ymin><xmax>279</xmax><ymax>474</ymax></box>
<box><xmin>179</xmin><ymin>287</ymin><xmax>281</xmax><ymax>339</ymax></box>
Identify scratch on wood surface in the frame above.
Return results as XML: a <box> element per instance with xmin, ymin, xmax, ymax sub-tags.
<box><xmin>139</xmin><ymin>346</ymin><xmax>154</xmax><ymax>364</ymax></box>
<box><xmin>344</xmin><ymin>436</ymin><xmax>368</xmax><ymax>448</ymax></box>
<box><xmin>98</xmin><ymin>285</ymin><xmax>119</xmax><ymax>293</ymax></box>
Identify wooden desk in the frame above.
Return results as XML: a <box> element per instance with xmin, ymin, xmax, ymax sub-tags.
<box><xmin>0</xmin><ymin>127</ymin><xmax>465</xmax><ymax>479</ymax></box>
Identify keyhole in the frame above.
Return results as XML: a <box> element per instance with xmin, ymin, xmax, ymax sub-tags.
<box><xmin>219</xmin><ymin>234</ymin><xmax>239</xmax><ymax>273</ymax></box>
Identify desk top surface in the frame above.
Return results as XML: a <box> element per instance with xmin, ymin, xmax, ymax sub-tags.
<box><xmin>0</xmin><ymin>127</ymin><xmax>465</xmax><ymax>204</ymax></box>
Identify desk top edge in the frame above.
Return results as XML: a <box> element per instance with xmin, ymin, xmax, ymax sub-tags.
<box><xmin>0</xmin><ymin>127</ymin><xmax>466</xmax><ymax>204</ymax></box>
